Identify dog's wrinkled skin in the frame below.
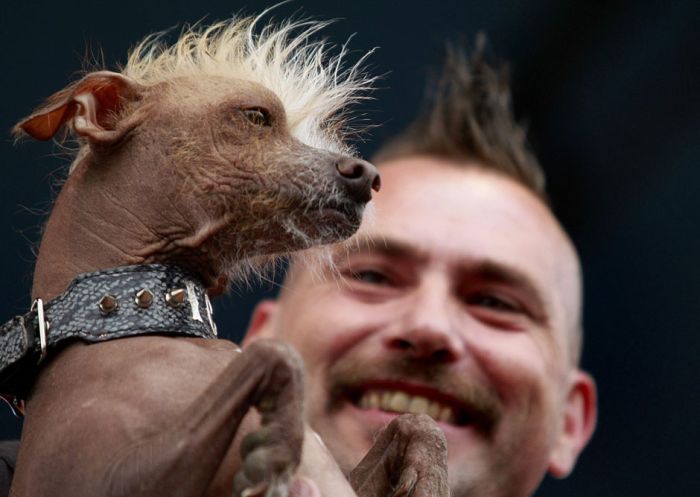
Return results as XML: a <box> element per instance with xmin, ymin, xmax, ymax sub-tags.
<box><xmin>26</xmin><ymin>73</ymin><xmax>378</xmax><ymax>299</ymax></box>
<box><xmin>8</xmin><ymin>34</ymin><xmax>447</xmax><ymax>497</ymax></box>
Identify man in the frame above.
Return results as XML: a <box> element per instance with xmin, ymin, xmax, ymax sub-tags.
<box><xmin>244</xmin><ymin>43</ymin><xmax>598</xmax><ymax>497</ymax></box>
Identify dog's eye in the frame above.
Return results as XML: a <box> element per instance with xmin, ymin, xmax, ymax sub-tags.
<box><xmin>242</xmin><ymin>108</ymin><xmax>271</xmax><ymax>127</ymax></box>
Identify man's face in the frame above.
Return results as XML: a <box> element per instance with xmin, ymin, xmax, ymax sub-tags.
<box><xmin>246</xmin><ymin>157</ymin><xmax>596</xmax><ymax>497</ymax></box>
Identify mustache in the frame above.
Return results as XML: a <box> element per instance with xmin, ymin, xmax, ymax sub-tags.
<box><xmin>326</xmin><ymin>354</ymin><xmax>502</xmax><ymax>434</ymax></box>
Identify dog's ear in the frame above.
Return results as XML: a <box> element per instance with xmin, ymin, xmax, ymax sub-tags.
<box><xmin>14</xmin><ymin>71</ymin><xmax>142</xmax><ymax>145</ymax></box>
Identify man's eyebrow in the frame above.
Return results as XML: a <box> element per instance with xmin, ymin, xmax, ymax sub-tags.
<box><xmin>470</xmin><ymin>260</ymin><xmax>536</xmax><ymax>287</ymax></box>
<box><xmin>339</xmin><ymin>234</ymin><xmax>428</xmax><ymax>261</ymax></box>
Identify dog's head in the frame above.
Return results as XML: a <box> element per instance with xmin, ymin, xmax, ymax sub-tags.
<box><xmin>15</xmin><ymin>17</ymin><xmax>378</xmax><ymax>290</ymax></box>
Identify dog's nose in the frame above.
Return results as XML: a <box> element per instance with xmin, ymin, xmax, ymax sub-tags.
<box><xmin>336</xmin><ymin>157</ymin><xmax>381</xmax><ymax>203</ymax></box>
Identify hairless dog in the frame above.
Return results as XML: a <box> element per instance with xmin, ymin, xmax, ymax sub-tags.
<box><xmin>2</xmin><ymin>13</ymin><xmax>448</xmax><ymax>497</ymax></box>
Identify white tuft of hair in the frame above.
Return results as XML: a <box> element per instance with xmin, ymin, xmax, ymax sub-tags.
<box><xmin>122</xmin><ymin>9</ymin><xmax>376</xmax><ymax>155</ymax></box>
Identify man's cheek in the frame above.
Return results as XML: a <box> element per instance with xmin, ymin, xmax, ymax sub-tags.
<box><xmin>496</xmin><ymin>377</ymin><xmax>558</xmax><ymax>468</ymax></box>
<box><xmin>471</xmin><ymin>349</ymin><xmax>552</xmax><ymax>431</ymax></box>
<box><xmin>472</xmin><ymin>337</ymin><xmax>549</xmax><ymax>398</ymax></box>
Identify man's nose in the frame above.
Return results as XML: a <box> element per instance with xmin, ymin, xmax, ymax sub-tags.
<box><xmin>383</xmin><ymin>282</ymin><xmax>464</xmax><ymax>362</ymax></box>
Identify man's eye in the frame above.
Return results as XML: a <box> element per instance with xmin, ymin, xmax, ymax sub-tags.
<box><xmin>351</xmin><ymin>270</ymin><xmax>390</xmax><ymax>286</ymax></box>
<box><xmin>467</xmin><ymin>293</ymin><xmax>521</xmax><ymax>313</ymax></box>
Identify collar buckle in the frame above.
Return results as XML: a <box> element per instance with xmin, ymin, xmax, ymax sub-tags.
<box><xmin>29</xmin><ymin>298</ymin><xmax>48</xmax><ymax>364</ymax></box>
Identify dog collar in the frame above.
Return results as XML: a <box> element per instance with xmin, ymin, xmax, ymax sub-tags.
<box><xmin>0</xmin><ymin>264</ymin><xmax>218</xmax><ymax>404</ymax></box>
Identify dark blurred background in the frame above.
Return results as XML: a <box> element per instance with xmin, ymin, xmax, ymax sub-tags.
<box><xmin>1</xmin><ymin>1</ymin><xmax>698</xmax><ymax>495</ymax></box>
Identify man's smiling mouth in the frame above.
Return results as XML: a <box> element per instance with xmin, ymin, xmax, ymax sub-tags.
<box><xmin>344</xmin><ymin>381</ymin><xmax>476</xmax><ymax>427</ymax></box>
<box><xmin>356</xmin><ymin>389</ymin><xmax>461</xmax><ymax>424</ymax></box>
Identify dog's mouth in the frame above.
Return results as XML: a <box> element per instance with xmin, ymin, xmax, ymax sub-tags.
<box><xmin>319</xmin><ymin>200</ymin><xmax>363</xmax><ymax>224</ymax></box>
<box><xmin>270</xmin><ymin>197</ymin><xmax>365</xmax><ymax>252</ymax></box>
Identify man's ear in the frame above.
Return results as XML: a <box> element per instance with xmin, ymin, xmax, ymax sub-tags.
<box><xmin>14</xmin><ymin>71</ymin><xmax>142</xmax><ymax>145</ymax></box>
<box><xmin>548</xmin><ymin>370</ymin><xmax>598</xmax><ymax>478</ymax></box>
<box><xmin>243</xmin><ymin>300</ymin><xmax>280</xmax><ymax>346</ymax></box>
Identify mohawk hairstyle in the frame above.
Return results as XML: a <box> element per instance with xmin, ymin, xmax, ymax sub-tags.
<box><xmin>122</xmin><ymin>12</ymin><xmax>374</xmax><ymax>155</ymax></box>
<box><xmin>374</xmin><ymin>36</ymin><xmax>546</xmax><ymax>200</ymax></box>
<box><xmin>15</xmin><ymin>11</ymin><xmax>375</xmax><ymax>163</ymax></box>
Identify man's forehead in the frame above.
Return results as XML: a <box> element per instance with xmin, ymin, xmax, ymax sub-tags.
<box><xmin>357</xmin><ymin>160</ymin><xmax>563</xmax><ymax>264</ymax></box>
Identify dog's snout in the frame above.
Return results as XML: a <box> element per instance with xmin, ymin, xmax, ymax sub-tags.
<box><xmin>335</xmin><ymin>157</ymin><xmax>381</xmax><ymax>203</ymax></box>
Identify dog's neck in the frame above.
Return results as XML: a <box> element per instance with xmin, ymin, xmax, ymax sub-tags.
<box><xmin>32</xmin><ymin>173</ymin><xmax>146</xmax><ymax>302</ymax></box>
<box><xmin>31</xmin><ymin>158</ymin><xmax>220</xmax><ymax>302</ymax></box>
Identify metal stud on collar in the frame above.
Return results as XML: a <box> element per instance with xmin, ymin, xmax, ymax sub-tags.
<box><xmin>165</xmin><ymin>288</ymin><xmax>186</xmax><ymax>308</ymax></box>
<box><xmin>134</xmin><ymin>288</ymin><xmax>154</xmax><ymax>308</ymax></box>
<box><xmin>99</xmin><ymin>294</ymin><xmax>119</xmax><ymax>315</ymax></box>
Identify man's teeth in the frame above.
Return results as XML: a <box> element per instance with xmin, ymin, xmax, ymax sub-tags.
<box><xmin>357</xmin><ymin>390</ymin><xmax>457</xmax><ymax>424</ymax></box>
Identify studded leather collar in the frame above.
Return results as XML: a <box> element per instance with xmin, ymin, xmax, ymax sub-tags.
<box><xmin>0</xmin><ymin>264</ymin><xmax>217</xmax><ymax>401</ymax></box>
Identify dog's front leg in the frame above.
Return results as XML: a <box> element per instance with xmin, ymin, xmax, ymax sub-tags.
<box><xmin>348</xmin><ymin>414</ymin><xmax>449</xmax><ymax>497</ymax></box>
<box><xmin>104</xmin><ymin>339</ymin><xmax>304</xmax><ymax>497</ymax></box>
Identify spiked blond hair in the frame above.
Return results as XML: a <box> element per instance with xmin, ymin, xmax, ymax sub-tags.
<box><xmin>122</xmin><ymin>12</ymin><xmax>375</xmax><ymax>155</ymax></box>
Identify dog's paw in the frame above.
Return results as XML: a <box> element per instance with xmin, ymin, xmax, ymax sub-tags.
<box><xmin>233</xmin><ymin>425</ymin><xmax>298</xmax><ymax>497</ymax></box>
<box><xmin>349</xmin><ymin>413</ymin><xmax>449</xmax><ymax>497</ymax></box>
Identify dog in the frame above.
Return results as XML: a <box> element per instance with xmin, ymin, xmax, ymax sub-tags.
<box><xmin>0</xmin><ymin>13</ymin><xmax>448</xmax><ymax>497</ymax></box>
